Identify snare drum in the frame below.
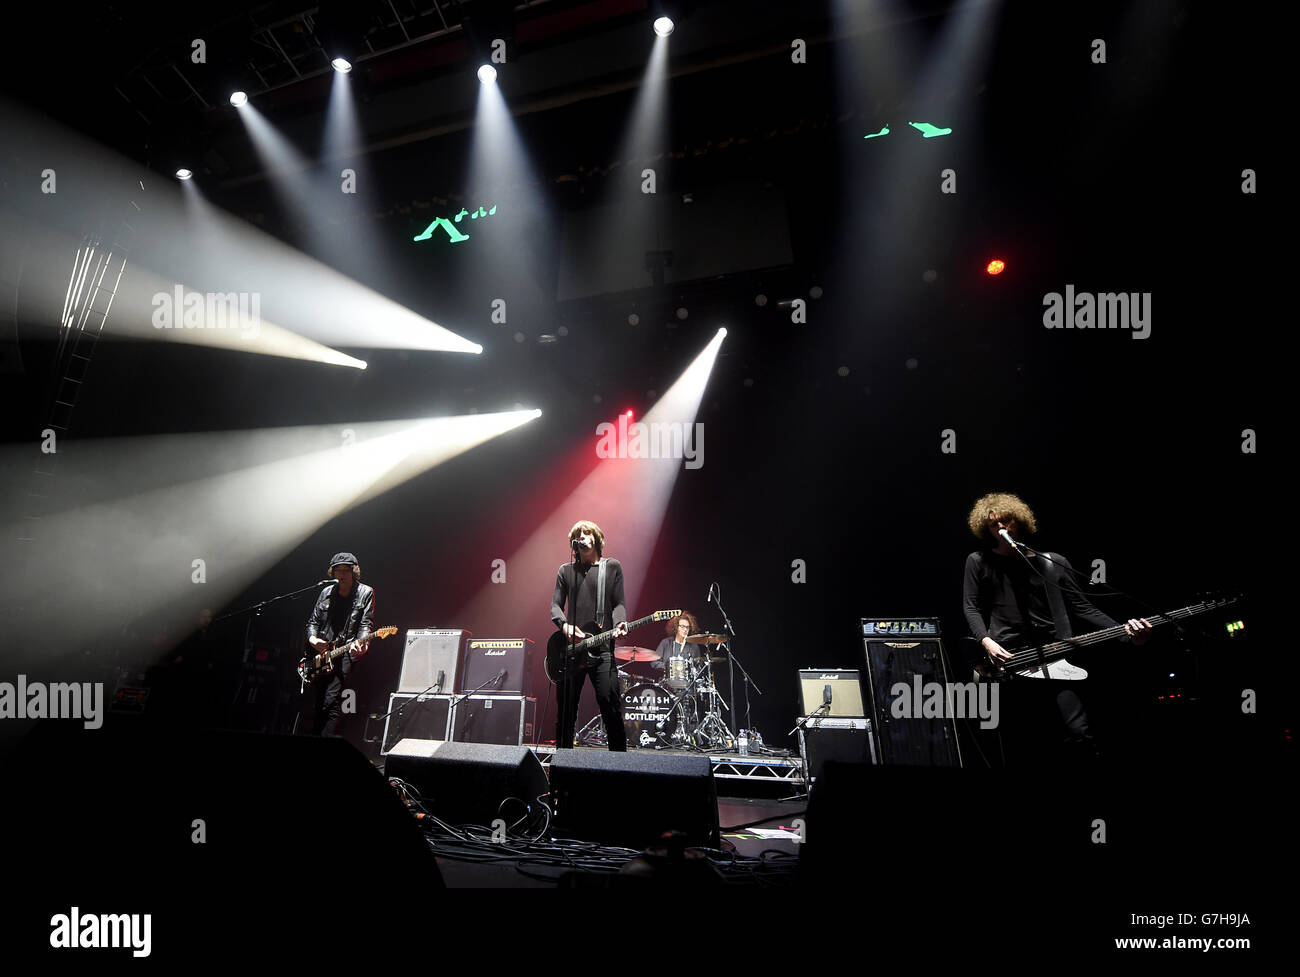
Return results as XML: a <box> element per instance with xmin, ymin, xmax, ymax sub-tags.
<box><xmin>665</xmin><ymin>656</ymin><xmax>691</xmax><ymax>689</ymax></box>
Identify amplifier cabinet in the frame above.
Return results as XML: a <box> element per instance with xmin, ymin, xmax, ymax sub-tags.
<box><xmin>398</xmin><ymin>629</ymin><xmax>465</xmax><ymax>695</ymax></box>
<box><xmin>462</xmin><ymin>638</ymin><xmax>532</xmax><ymax>694</ymax></box>
<box><xmin>798</xmin><ymin>669</ymin><xmax>866</xmax><ymax>717</ymax></box>
<box><xmin>450</xmin><ymin>694</ymin><xmax>536</xmax><ymax>746</ymax></box>
<box><xmin>381</xmin><ymin>693</ymin><xmax>452</xmax><ymax>754</ymax></box>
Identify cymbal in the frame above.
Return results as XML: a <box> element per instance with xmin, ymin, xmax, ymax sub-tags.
<box><xmin>685</xmin><ymin>633</ymin><xmax>727</xmax><ymax>645</ymax></box>
<box><xmin>614</xmin><ymin>646</ymin><xmax>659</xmax><ymax>662</ymax></box>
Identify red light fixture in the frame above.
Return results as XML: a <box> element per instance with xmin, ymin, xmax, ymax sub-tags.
<box><xmin>986</xmin><ymin>259</ymin><xmax>1006</xmax><ymax>275</ymax></box>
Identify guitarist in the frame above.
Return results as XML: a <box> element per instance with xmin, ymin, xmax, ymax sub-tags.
<box><xmin>549</xmin><ymin>521</ymin><xmax>629</xmax><ymax>751</ymax></box>
<box><xmin>961</xmin><ymin>494</ymin><xmax>1151</xmax><ymax>763</ymax></box>
<box><xmin>305</xmin><ymin>552</ymin><xmax>375</xmax><ymax>736</ymax></box>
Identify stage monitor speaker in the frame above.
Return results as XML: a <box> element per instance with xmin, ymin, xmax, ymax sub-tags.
<box><xmin>549</xmin><ymin>751</ymin><xmax>719</xmax><ymax>850</ymax></box>
<box><xmin>398</xmin><ymin>629</ymin><xmax>465</xmax><ymax>695</ymax></box>
<box><xmin>462</xmin><ymin>639</ymin><xmax>532</xmax><ymax>694</ymax></box>
<box><xmin>798</xmin><ymin>668</ymin><xmax>866</xmax><ymax>717</ymax></box>
<box><xmin>861</xmin><ymin>618</ymin><xmax>961</xmax><ymax>767</ymax></box>
<box><xmin>381</xmin><ymin>693</ymin><xmax>452</xmax><ymax>753</ymax></box>
<box><xmin>4</xmin><ymin>725</ymin><xmax>443</xmax><ymax>910</ymax></box>
<box><xmin>382</xmin><ymin>739</ymin><xmax>549</xmax><ymax>830</ymax></box>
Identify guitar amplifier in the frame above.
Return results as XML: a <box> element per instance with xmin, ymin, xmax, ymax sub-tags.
<box><xmin>462</xmin><ymin>639</ymin><xmax>532</xmax><ymax>694</ymax></box>
<box><xmin>798</xmin><ymin>669</ymin><xmax>866</xmax><ymax>717</ymax></box>
<box><xmin>398</xmin><ymin>629</ymin><xmax>466</xmax><ymax>695</ymax></box>
<box><xmin>450</xmin><ymin>694</ymin><xmax>536</xmax><ymax>746</ymax></box>
<box><xmin>861</xmin><ymin>617</ymin><xmax>961</xmax><ymax>767</ymax></box>
<box><xmin>381</xmin><ymin>692</ymin><xmax>452</xmax><ymax>754</ymax></box>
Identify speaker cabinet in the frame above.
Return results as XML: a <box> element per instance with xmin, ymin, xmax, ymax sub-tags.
<box><xmin>381</xmin><ymin>693</ymin><xmax>452</xmax><ymax>753</ymax></box>
<box><xmin>862</xmin><ymin>622</ymin><xmax>961</xmax><ymax>767</ymax></box>
<box><xmin>451</xmin><ymin>694</ymin><xmax>536</xmax><ymax>746</ymax></box>
<box><xmin>398</xmin><ymin>629</ymin><xmax>465</xmax><ymax>695</ymax></box>
<box><xmin>549</xmin><ymin>750</ymin><xmax>719</xmax><ymax>850</ymax></box>
<box><xmin>383</xmin><ymin>740</ymin><xmax>549</xmax><ymax>830</ymax></box>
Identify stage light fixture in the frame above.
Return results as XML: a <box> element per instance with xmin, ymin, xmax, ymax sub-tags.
<box><xmin>478</xmin><ymin>64</ymin><xmax>497</xmax><ymax>83</ymax></box>
<box><xmin>654</xmin><ymin>16</ymin><xmax>675</xmax><ymax>36</ymax></box>
<box><xmin>332</xmin><ymin>57</ymin><xmax>352</xmax><ymax>73</ymax></box>
<box><xmin>986</xmin><ymin>259</ymin><xmax>1006</xmax><ymax>275</ymax></box>
<box><xmin>229</xmin><ymin>91</ymin><xmax>248</xmax><ymax>107</ymax></box>
<box><xmin>175</xmin><ymin>168</ymin><xmax>193</xmax><ymax>180</ymax></box>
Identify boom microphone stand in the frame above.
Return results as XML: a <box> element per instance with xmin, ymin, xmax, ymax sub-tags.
<box><xmin>710</xmin><ymin>582</ymin><xmax>761</xmax><ymax>745</ymax></box>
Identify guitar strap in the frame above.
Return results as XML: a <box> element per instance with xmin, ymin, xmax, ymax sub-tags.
<box><xmin>1037</xmin><ymin>553</ymin><xmax>1074</xmax><ymax>640</ymax></box>
<box><xmin>595</xmin><ymin>558</ymin><xmax>607</xmax><ymax>630</ymax></box>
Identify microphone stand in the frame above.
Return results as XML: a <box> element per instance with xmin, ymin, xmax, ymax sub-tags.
<box><xmin>374</xmin><ymin>675</ymin><xmax>449</xmax><ymax>746</ymax></box>
<box><xmin>560</xmin><ymin>546</ymin><xmax>581</xmax><ymax>749</ymax></box>
<box><xmin>214</xmin><ymin>579</ymin><xmax>331</xmax><ymax>724</ymax></box>
<box><xmin>711</xmin><ymin>583</ymin><xmax>760</xmax><ymax>746</ymax></box>
<box><xmin>451</xmin><ymin>670</ymin><xmax>511</xmax><ymax>740</ymax></box>
<box><xmin>784</xmin><ymin>701</ymin><xmax>831</xmax><ymax>801</ymax></box>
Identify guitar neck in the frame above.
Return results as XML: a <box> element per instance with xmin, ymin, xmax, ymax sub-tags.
<box><xmin>1018</xmin><ymin>600</ymin><xmax>1234</xmax><ymax>666</ymax></box>
<box><xmin>578</xmin><ymin>612</ymin><xmax>658</xmax><ymax>651</ymax></box>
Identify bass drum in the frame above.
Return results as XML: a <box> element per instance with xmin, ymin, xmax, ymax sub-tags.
<box><xmin>622</xmin><ymin>683</ymin><xmax>677</xmax><ymax>749</ymax></box>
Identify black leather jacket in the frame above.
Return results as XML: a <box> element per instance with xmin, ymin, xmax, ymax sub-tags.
<box><xmin>306</xmin><ymin>582</ymin><xmax>376</xmax><ymax>654</ymax></box>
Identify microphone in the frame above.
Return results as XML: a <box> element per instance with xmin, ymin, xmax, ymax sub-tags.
<box><xmin>317</xmin><ymin>579</ymin><xmax>335</xmax><ymax>588</ymax></box>
<box><xmin>997</xmin><ymin>529</ymin><xmax>1023</xmax><ymax>550</ymax></box>
<box><xmin>707</xmin><ymin>584</ymin><xmax>713</xmax><ymax>604</ymax></box>
<box><xmin>435</xmin><ymin>669</ymin><xmax>445</xmax><ymax>692</ymax></box>
<box><xmin>495</xmin><ymin>668</ymin><xmax>506</xmax><ymax>689</ymax></box>
<box><xmin>823</xmin><ymin>684</ymin><xmax>832</xmax><ymax>706</ymax></box>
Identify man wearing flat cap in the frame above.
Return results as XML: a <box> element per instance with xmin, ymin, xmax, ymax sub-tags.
<box><xmin>305</xmin><ymin>552</ymin><xmax>375</xmax><ymax>736</ymax></box>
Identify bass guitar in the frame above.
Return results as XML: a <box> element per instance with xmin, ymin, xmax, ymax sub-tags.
<box><xmin>545</xmin><ymin>609</ymin><xmax>682</xmax><ymax>683</ymax></box>
<box><xmin>973</xmin><ymin>597</ymin><xmax>1237</xmax><ymax>681</ymax></box>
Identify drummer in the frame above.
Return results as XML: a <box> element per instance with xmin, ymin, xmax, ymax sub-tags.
<box><xmin>654</xmin><ymin>611</ymin><xmax>703</xmax><ymax>677</ymax></box>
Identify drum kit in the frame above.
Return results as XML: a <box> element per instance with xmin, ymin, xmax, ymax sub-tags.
<box><xmin>577</xmin><ymin>633</ymin><xmax>736</xmax><ymax>751</ymax></box>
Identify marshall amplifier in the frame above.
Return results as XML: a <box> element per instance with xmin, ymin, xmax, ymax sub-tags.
<box><xmin>398</xmin><ymin>629</ymin><xmax>466</xmax><ymax>695</ymax></box>
<box><xmin>861</xmin><ymin>617</ymin><xmax>962</xmax><ymax>767</ymax></box>
<box><xmin>381</xmin><ymin>692</ymin><xmax>452</xmax><ymax>754</ymax></box>
<box><xmin>461</xmin><ymin>638</ymin><xmax>532</xmax><ymax>694</ymax></box>
<box><xmin>450</xmin><ymin>694</ymin><xmax>536</xmax><ymax>746</ymax></box>
<box><xmin>798</xmin><ymin>669</ymin><xmax>866</xmax><ymax>717</ymax></box>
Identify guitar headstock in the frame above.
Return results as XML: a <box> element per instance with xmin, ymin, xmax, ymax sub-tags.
<box><xmin>652</xmin><ymin>609</ymin><xmax>683</xmax><ymax>621</ymax></box>
<box><xmin>374</xmin><ymin>626</ymin><xmax>399</xmax><ymax>639</ymax></box>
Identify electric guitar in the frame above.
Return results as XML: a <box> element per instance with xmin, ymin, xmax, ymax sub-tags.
<box><xmin>973</xmin><ymin>597</ymin><xmax>1238</xmax><ymax>681</ymax></box>
<box><xmin>299</xmin><ymin>626</ymin><xmax>398</xmax><ymax>683</ymax></box>
<box><xmin>545</xmin><ymin>609</ymin><xmax>682</xmax><ymax>683</ymax></box>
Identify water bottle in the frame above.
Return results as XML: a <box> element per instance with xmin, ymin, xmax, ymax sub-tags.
<box><xmin>738</xmin><ymin>729</ymin><xmax>749</xmax><ymax>756</ymax></box>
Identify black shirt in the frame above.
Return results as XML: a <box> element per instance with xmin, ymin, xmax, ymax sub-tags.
<box><xmin>655</xmin><ymin>636</ymin><xmax>702</xmax><ymax>672</ymax></box>
<box><xmin>550</xmin><ymin>557</ymin><xmax>627</xmax><ymax>635</ymax></box>
<box><xmin>962</xmin><ymin>549</ymin><xmax>1118</xmax><ymax>662</ymax></box>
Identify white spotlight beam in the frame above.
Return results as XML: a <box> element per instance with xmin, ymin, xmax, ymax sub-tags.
<box><xmin>0</xmin><ymin>410</ymin><xmax>541</xmax><ymax>662</ymax></box>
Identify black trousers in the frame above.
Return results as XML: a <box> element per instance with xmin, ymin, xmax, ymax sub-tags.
<box><xmin>1001</xmin><ymin>680</ymin><xmax>1097</xmax><ymax>765</ymax></box>
<box><xmin>556</xmin><ymin>649</ymin><xmax>625</xmax><ymax>751</ymax></box>
<box><xmin>311</xmin><ymin>655</ymin><xmax>352</xmax><ymax>736</ymax></box>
